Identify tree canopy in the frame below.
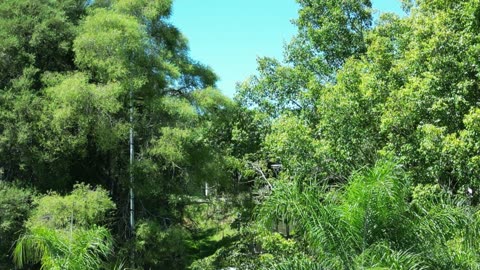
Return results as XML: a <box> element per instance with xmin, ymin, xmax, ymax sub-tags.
<box><xmin>3</xmin><ymin>0</ymin><xmax>480</xmax><ymax>269</ymax></box>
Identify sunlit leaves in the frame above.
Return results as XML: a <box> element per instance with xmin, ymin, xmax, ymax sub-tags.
<box><xmin>265</xmin><ymin>114</ymin><xmax>319</xmax><ymax>180</ymax></box>
<box><xmin>236</xmin><ymin>57</ymin><xmax>311</xmax><ymax>117</ymax></box>
<box><xmin>13</xmin><ymin>184</ymin><xmax>115</xmax><ymax>270</ymax></box>
<box><xmin>74</xmin><ymin>9</ymin><xmax>148</xmax><ymax>82</ymax></box>
<box><xmin>14</xmin><ymin>226</ymin><xmax>113</xmax><ymax>270</ymax></box>
<box><xmin>294</xmin><ymin>0</ymin><xmax>372</xmax><ymax>70</ymax></box>
<box><xmin>257</xmin><ymin>160</ymin><xmax>480</xmax><ymax>269</ymax></box>
<box><xmin>39</xmin><ymin>72</ymin><xmax>126</xmax><ymax>155</ymax></box>
<box><xmin>28</xmin><ymin>183</ymin><xmax>115</xmax><ymax>229</ymax></box>
<box><xmin>150</xmin><ymin>127</ymin><xmax>193</xmax><ymax>165</ymax></box>
<box><xmin>114</xmin><ymin>0</ymin><xmax>173</xmax><ymax>21</ymax></box>
<box><xmin>0</xmin><ymin>0</ymin><xmax>79</xmax><ymax>89</ymax></box>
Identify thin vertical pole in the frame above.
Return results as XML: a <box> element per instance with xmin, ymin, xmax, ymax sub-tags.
<box><xmin>129</xmin><ymin>87</ymin><xmax>135</xmax><ymax>266</ymax></box>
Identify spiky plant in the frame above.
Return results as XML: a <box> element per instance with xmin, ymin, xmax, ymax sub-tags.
<box><xmin>12</xmin><ymin>184</ymin><xmax>115</xmax><ymax>269</ymax></box>
<box><xmin>13</xmin><ymin>225</ymin><xmax>112</xmax><ymax>270</ymax></box>
<box><xmin>256</xmin><ymin>160</ymin><xmax>424</xmax><ymax>268</ymax></box>
<box><xmin>250</xmin><ymin>159</ymin><xmax>480</xmax><ymax>269</ymax></box>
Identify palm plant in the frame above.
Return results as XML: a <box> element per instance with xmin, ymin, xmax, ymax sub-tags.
<box><xmin>202</xmin><ymin>157</ymin><xmax>480</xmax><ymax>269</ymax></box>
<box><xmin>13</xmin><ymin>225</ymin><xmax>113</xmax><ymax>269</ymax></box>
<box><xmin>409</xmin><ymin>184</ymin><xmax>480</xmax><ymax>269</ymax></box>
<box><xmin>257</xmin><ymin>160</ymin><xmax>423</xmax><ymax>269</ymax></box>
<box><xmin>12</xmin><ymin>184</ymin><xmax>115</xmax><ymax>269</ymax></box>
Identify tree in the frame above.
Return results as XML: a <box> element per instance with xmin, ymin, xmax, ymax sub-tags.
<box><xmin>237</xmin><ymin>0</ymin><xmax>373</xmax><ymax>119</ymax></box>
<box><xmin>1</xmin><ymin>0</ymin><xmax>235</xmax><ymax>267</ymax></box>
<box><xmin>224</xmin><ymin>0</ymin><xmax>480</xmax><ymax>268</ymax></box>
<box><xmin>13</xmin><ymin>184</ymin><xmax>115</xmax><ymax>270</ymax></box>
<box><xmin>290</xmin><ymin>0</ymin><xmax>372</xmax><ymax>71</ymax></box>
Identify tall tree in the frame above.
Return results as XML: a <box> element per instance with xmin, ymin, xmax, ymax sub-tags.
<box><xmin>207</xmin><ymin>0</ymin><xmax>480</xmax><ymax>268</ymax></box>
<box><xmin>0</xmin><ymin>0</ymin><xmax>234</xmax><ymax>267</ymax></box>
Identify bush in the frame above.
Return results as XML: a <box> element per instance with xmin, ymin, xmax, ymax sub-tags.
<box><xmin>13</xmin><ymin>183</ymin><xmax>115</xmax><ymax>270</ymax></box>
<box><xmin>0</xmin><ymin>181</ymin><xmax>34</xmax><ymax>268</ymax></box>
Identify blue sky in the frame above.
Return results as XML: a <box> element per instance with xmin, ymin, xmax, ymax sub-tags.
<box><xmin>170</xmin><ymin>1</ymin><xmax>404</xmax><ymax>97</ymax></box>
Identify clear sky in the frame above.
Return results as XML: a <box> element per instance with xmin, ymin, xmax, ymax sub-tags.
<box><xmin>170</xmin><ymin>1</ymin><xmax>404</xmax><ymax>97</ymax></box>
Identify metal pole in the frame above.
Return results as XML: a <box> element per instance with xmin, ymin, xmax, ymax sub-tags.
<box><xmin>129</xmin><ymin>87</ymin><xmax>135</xmax><ymax>266</ymax></box>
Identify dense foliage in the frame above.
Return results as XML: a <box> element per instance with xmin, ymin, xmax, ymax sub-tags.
<box><xmin>224</xmin><ymin>0</ymin><xmax>480</xmax><ymax>269</ymax></box>
<box><xmin>13</xmin><ymin>184</ymin><xmax>115</xmax><ymax>269</ymax></box>
<box><xmin>0</xmin><ymin>0</ymin><xmax>233</xmax><ymax>268</ymax></box>
<box><xmin>2</xmin><ymin>0</ymin><xmax>480</xmax><ymax>269</ymax></box>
